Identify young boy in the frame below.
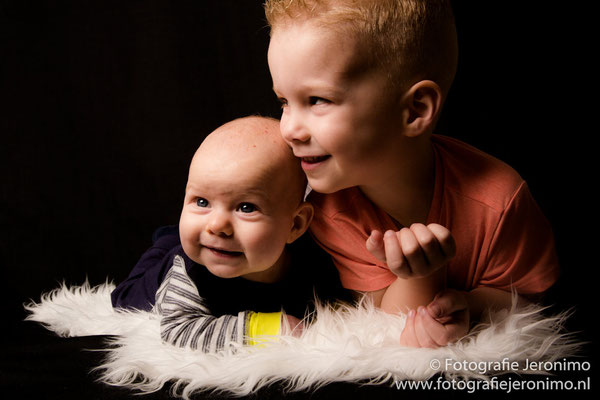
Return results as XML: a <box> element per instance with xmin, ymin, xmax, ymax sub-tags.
<box><xmin>264</xmin><ymin>0</ymin><xmax>560</xmax><ymax>348</ymax></box>
<box><xmin>111</xmin><ymin>116</ymin><xmax>347</xmax><ymax>352</ymax></box>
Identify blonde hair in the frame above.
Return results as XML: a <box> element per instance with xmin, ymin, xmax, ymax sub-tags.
<box><xmin>264</xmin><ymin>0</ymin><xmax>457</xmax><ymax>95</ymax></box>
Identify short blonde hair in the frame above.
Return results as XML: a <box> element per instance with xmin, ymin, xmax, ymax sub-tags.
<box><xmin>264</xmin><ymin>0</ymin><xmax>457</xmax><ymax>95</ymax></box>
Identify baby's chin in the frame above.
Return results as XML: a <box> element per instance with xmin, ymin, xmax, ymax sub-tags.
<box><xmin>203</xmin><ymin>263</ymin><xmax>246</xmax><ymax>279</ymax></box>
<box><xmin>205</xmin><ymin>262</ymin><xmax>280</xmax><ymax>283</ymax></box>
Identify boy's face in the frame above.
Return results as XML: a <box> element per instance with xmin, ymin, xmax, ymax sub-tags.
<box><xmin>268</xmin><ymin>22</ymin><xmax>406</xmax><ymax>194</ymax></box>
<box><xmin>179</xmin><ymin>125</ymin><xmax>301</xmax><ymax>283</ymax></box>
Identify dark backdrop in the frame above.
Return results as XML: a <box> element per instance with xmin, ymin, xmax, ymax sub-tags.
<box><xmin>1</xmin><ymin>0</ymin><xmax>596</xmax><ymax>398</ymax></box>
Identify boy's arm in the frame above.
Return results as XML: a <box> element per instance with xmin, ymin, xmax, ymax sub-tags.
<box><xmin>464</xmin><ymin>286</ymin><xmax>519</xmax><ymax>320</ymax></box>
<box><xmin>366</xmin><ymin>223</ymin><xmax>455</xmax><ymax>313</ymax></box>
<box><xmin>398</xmin><ymin>286</ymin><xmax>527</xmax><ymax>348</ymax></box>
<box><xmin>371</xmin><ymin>267</ymin><xmax>448</xmax><ymax>313</ymax></box>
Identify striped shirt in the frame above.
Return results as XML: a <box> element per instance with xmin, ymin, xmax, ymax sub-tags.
<box><xmin>155</xmin><ymin>255</ymin><xmax>249</xmax><ymax>352</ymax></box>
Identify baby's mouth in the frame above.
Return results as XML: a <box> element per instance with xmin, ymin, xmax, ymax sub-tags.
<box><xmin>204</xmin><ymin>246</ymin><xmax>243</xmax><ymax>257</ymax></box>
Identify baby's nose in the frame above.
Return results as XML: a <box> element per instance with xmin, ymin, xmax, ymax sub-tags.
<box><xmin>206</xmin><ymin>211</ymin><xmax>233</xmax><ymax>237</ymax></box>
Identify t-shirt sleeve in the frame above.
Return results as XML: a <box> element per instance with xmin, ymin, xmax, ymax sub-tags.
<box><xmin>309</xmin><ymin>207</ymin><xmax>397</xmax><ymax>292</ymax></box>
<box><xmin>479</xmin><ymin>182</ymin><xmax>560</xmax><ymax>294</ymax></box>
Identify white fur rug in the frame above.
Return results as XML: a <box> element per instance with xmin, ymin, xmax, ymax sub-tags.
<box><xmin>24</xmin><ymin>281</ymin><xmax>579</xmax><ymax>398</ymax></box>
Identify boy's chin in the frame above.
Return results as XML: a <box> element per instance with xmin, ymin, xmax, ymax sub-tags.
<box><xmin>307</xmin><ymin>179</ymin><xmax>346</xmax><ymax>194</ymax></box>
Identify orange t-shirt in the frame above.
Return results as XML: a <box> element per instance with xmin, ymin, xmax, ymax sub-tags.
<box><xmin>309</xmin><ymin>135</ymin><xmax>559</xmax><ymax>294</ymax></box>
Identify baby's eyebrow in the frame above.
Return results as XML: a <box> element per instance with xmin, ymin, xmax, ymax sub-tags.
<box><xmin>185</xmin><ymin>182</ymin><xmax>201</xmax><ymax>193</ymax></box>
<box><xmin>238</xmin><ymin>187</ymin><xmax>271</xmax><ymax>201</ymax></box>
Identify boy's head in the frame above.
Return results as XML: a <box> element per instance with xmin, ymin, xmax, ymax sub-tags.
<box><xmin>179</xmin><ymin>116</ymin><xmax>313</xmax><ymax>283</ymax></box>
<box><xmin>265</xmin><ymin>0</ymin><xmax>457</xmax><ymax>95</ymax></box>
<box><xmin>265</xmin><ymin>0</ymin><xmax>457</xmax><ymax>194</ymax></box>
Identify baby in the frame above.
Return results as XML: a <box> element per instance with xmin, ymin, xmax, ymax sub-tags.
<box><xmin>265</xmin><ymin>0</ymin><xmax>560</xmax><ymax>347</ymax></box>
<box><xmin>111</xmin><ymin>116</ymin><xmax>347</xmax><ymax>352</ymax></box>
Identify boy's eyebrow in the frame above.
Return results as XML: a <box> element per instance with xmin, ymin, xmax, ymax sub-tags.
<box><xmin>272</xmin><ymin>82</ymin><xmax>345</xmax><ymax>98</ymax></box>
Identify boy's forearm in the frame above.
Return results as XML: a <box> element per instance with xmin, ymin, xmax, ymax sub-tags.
<box><xmin>378</xmin><ymin>267</ymin><xmax>447</xmax><ymax>313</ymax></box>
<box><xmin>465</xmin><ymin>287</ymin><xmax>526</xmax><ymax>321</ymax></box>
<box><xmin>371</xmin><ymin>274</ymin><xmax>523</xmax><ymax>321</ymax></box>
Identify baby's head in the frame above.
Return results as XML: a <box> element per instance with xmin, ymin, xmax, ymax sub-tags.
<box><xmin>179</xmin><ymin>116</ymin><xmax>313</xmax><ymax>283</ymax></box>
<box><xmin>265</xmin><ymin>0</ymin><xmax>457</xmax><ymax>194</ymax></box>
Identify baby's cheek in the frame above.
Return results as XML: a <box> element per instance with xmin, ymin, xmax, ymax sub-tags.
<box><xmin>179</xmin><ymin>218</ymin><xmax>201</xmax><ymax>259</ymax></box>
<box><xmin>248</xmin><ymin>229</ymin><xmax>287</xmax><ymax>265</ymax></box>
<box><xmin>178</xmin><ymin>221</ymin><xmax>193</xmax><ymax>245</ymax></box>
<box><xmin>180</xmin><ymin>238</ymin><xmax>201</xmax><ymax>264</ymax></box>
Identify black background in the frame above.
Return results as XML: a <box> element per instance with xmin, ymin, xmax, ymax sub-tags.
<box><xmin>1</xmin><ymin>1</ymin><xmax>596</xmax><ymax>398</ymax></box>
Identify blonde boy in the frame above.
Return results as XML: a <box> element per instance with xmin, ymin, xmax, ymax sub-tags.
<box><xmin>265</xmin><ymin>0</ymin><xmax>559</xmax><ymax>347</ymax></box>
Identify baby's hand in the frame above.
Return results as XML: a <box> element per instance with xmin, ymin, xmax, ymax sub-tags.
<box><xmin>366</xmin><ymin>223</ymin><xmax>456</xmax><ymax>279</ymax></box>
<box><xmin>283</xmin><ymin>314</ymin><xmax>304</xmax><ymax>337</ymax></box>
<box><xmin>400</xmin><ymin>289</ymin><xmax>469</xmax><ymax>348</ymax></box>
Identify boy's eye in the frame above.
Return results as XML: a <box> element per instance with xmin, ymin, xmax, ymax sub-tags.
<box><xmin>196</xmin><ymin>198</ymin><xmax>209</xmax><ymax>208</ymax></box>
<box><xmin>309</xmin><ymin>97</ymin><xmax>328</xmax><ymax>106</ymax></box>
<box><xmin>277</xmin><ymin>97</ymin><xmax>288</xmax><ymax>108</ymax></box>
<box><xmin>238</xmin><ymin>203</ymin><xmax>257</xmax><ymax>213</ymax></box>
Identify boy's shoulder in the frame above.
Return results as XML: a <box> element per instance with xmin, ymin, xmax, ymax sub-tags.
<box><xmin>431</xmin><ymin>134</ymin><xmax>525</xmax><ymax>213</ymax></box>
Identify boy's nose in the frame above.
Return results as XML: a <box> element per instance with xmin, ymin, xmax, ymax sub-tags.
<box><xmin>205</xmin><ymin>211</ymin><xmax>233</xmax><ymax>237</ymax></box>
<box><xmin>281</xmin><ymin>110</ymin><xmax>310</xmax><ymax>144</ymax></box>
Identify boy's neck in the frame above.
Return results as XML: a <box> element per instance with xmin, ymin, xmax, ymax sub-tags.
<box><xmin>241</xmin><ymin>249</ymin><xmax>291</xmax><ymax>284</ymax></box>
<box><xmin>359</xmin><ymin>139</ymin><xmax>435</xmax><ymax>228</ymax></box>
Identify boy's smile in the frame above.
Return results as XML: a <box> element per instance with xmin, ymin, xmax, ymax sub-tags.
<box><xmin>268</xmin><ymin>20</ymin><xmax>409</xmax><ymax>194</ymax></box>
<box><xmin>299</xmin><ymin>155</ymin><xmax>331</xmax><ymax>171</ymax></box>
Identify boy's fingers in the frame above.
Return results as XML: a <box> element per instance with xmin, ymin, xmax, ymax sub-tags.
<box><xmin>366</xmin><ymin>230</ymin><xmax>386</xmax><ymax>262</ymax></box>
<box><xmin>399</xmin><ymin>228</ymin><xmax>428</xmax><ymax>276</ymax></box>
<box><xmin>400</xmin><ymin>310</ymin><xmax>420</xmax><ymax>347</ymax></box>
<box><xmin>427</xmin><ymin>223</ymin><xmax>456</xmax><ymax>259</ymax></box>
<box><xmin>414</xmin><ymin>307</ymin><xmax>442</xmax><ymax>348</ymax></box>
<box><xmin>383</xmin><ymin>230</ymin><xmax>409</xmax><ymax>277</ymax></box>
<box><xmin>428</xmin><ymin>289</ymin><xmax>468</xmax><ymax>317</ymax></box>
<box><xmin>410</xmin><ymin>223</ymin><xmax>445</xmax><ymax>268</ymax></box>
<box><xmin>417</xmin><ymin>307</ymin><xmax>452</xmax><ymax>346</ymax></box>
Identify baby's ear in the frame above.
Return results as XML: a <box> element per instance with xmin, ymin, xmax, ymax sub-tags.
<box><xmin>402</xmin><ymin>80</ymin><xmax>443</xmax><ymax>138</ymax></box>
<box><xmin>287</xmin><ymin>202</ymin><xmax>314</xmax><ymax>244</ymax></box>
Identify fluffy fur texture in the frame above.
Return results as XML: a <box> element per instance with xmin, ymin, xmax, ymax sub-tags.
<box><xmin>25</xmin><ymin>281</ymin><xmax>580</xmax><ymax>398</ymax></box>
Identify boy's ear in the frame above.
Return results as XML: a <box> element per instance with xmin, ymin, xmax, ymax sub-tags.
<box><xmin>286</xmin><ymin>202</ymin><xmax>314</xmax><ymax>244</ymax></box>
<box><xmin>401</xmin><ymin>80</ymin><xmax>443</xmax><ymax>138</ymax></box>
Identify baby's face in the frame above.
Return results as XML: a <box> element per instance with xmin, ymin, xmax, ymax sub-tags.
<box><xmin>179</xmin><ymin>127</ymin><xmax>301</xmax><ymax>283</ymax></box>
<box><xmin>268</xmin><ymin>21</ymin><xmax>407</xmax><ymax>194</ymax></box>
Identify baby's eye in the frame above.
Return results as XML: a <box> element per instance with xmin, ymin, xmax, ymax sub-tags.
<box><xmin>196</xmin><ymin>198</ymin><xmax>209</xmax><ymax>208</ymax></box>
<box><xmin>238</xmin><ymin>203</ymin><xmax>257</xmax><ymax>213</ymax></box>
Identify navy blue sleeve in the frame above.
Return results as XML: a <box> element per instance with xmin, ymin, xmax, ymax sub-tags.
<box><xmin>111</xmin><ymin>226</ymin><xmax>182</xmax><ymax>311</ymax></box>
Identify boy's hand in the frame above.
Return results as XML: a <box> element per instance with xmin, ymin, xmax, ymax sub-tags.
<box><xmin>400</xmin><ymin>289</ymin><xmax>469</xmax><ymax>348</ymax></box>
<box><xmin>283</xmin><ymin>314</ymin><xmax>304</xmax><ymax>337</ymax></box>
<box><xmin>367</xmin><ymin>223</ymin><xmax>456</xmax><ymax>279</ymax></box>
